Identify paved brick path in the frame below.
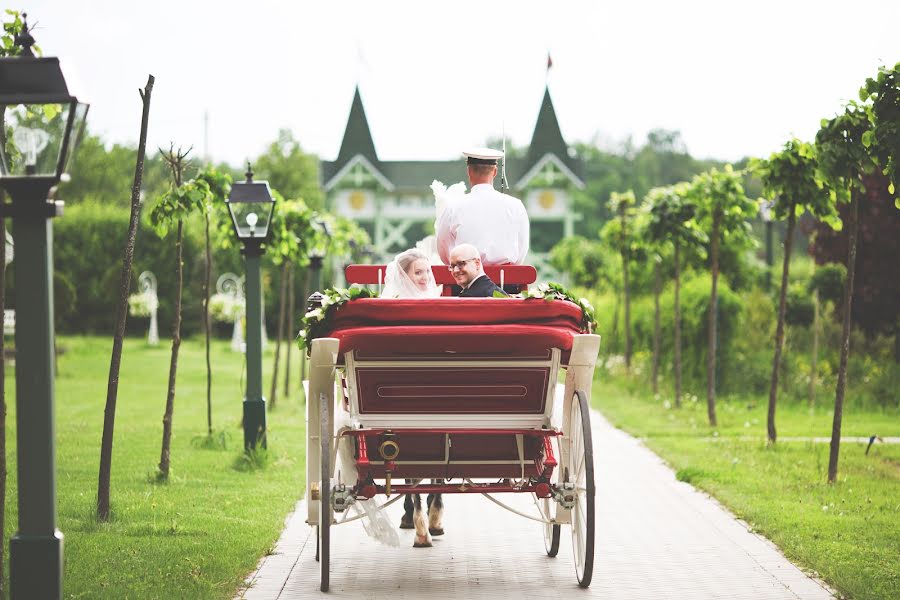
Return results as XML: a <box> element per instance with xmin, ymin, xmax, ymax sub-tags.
<box><xmin>238</xmin><ymin>410</ymin><xmax>836</xmax><ymax>599</ymax></box>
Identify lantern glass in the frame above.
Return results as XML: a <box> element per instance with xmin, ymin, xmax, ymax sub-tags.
<box><xmin>227</xmin><ymin>181</ymin><xmax>275</xmax><ymax>240</ymax></box>
<box><xmin>0</xmin><ymin>100</ymin><xmax>88</xmax><ymax>178</ymax></box>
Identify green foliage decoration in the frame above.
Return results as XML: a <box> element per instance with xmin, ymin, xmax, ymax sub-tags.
<box><xmin>517</xmin><ymin>282</ymin><xmax>597</xmax><ymax>333</ymax></box>
<box><xmin>297</xmin><ymin>287</ymin><xmax>377</xmax><ymax>352</ymax></box>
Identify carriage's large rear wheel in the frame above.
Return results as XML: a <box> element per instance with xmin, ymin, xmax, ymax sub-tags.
<box><xmin>569</xmin><ymin>390</ymin><xmax>595</xmax><ymax>588</ymax></box>
<box><xmin>319</xmin><ymin>393</ymin><xmax>332</xmax><ymax>592</ymax></box>
<box><xmin>542</xmin><ymin>496</ymin><xmax>561</xmax><ymax>557</ymax></box>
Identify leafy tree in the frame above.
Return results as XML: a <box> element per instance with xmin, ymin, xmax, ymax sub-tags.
<box><xmin>267</xmin><ymin>196</ymin><xmax>315</xmax><ymax>409</ymax></box>
<box><xmin>815</xmin><ymin>103</ymin><xmax>879</xmax><ymax>484</ymax></box>
<box><xmin>149</xmin><ymin>147</ymin><xmax>210</xmax><ymax>480</ymax></box>
<box><xmin>254</xmin><ymin>129</ymin><xmax>324</xmax><ymax>210</ymax></box>
<box><xmin>691</xmin><ymin>166</ymin><xmax>757</xmax><ymax>426</ymax></box>
<box><xmin>862</xmin><ymin>62</ymin><xmax>900</xmax><ymax>199</ymax></box>
<box><xmin>194</xmin><ymin>166</ymin><xmax>232</xmax><ymax>436</ymax></box>
<box><xmin>548</xmin><ymin>236</ymin><xmax>609</xmax><ymax>289</ymax></box>
<box><xmin>752</xmin><ymin>140</ymin><xmax>836</xmax><ymax>443</ymax></box>
<box><xmin>601</xmin><ymin>191</ymin><xmax>638</xmax><ymax>368</ymax></box>
<box><xmin>646</xmin><ymin>184</ymin><xmax>704</xmax><ymax>407</ymax></box>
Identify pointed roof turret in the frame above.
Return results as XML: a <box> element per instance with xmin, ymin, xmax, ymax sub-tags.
<box><xmin>336</xmin><ymin>86</ymin><xmax>379</xmax><ymax>168</ymax></box>
<box><xmin>525</xmin><ymin>87</ymin><xmax>572</xmax><ymax>170</ymax></box>
<box><xmin>516</xmin><ymin>86</ymin><xmax>583</xmax><ymax>190</ymax></box>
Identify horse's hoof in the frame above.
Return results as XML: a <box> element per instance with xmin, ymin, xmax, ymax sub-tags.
<box><xmin>413</xmin><ymin>539</ymin><xmax>433</xmax><ymax>548</ymax></box>
<box><xmin>399</xmin><ymin>515</ymin><xmax>415</xmax><ymax>529</ymax></box>
<box><xmin>428</xmin><ymin>527</ymin><xmax>444</xmax><ymax>536</ymax></box>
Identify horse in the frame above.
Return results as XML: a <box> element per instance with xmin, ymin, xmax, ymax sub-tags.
<box><xmin>400</xmin><ymin>484</ymin><xmax>443</xmax><ymax>548</ymax></box>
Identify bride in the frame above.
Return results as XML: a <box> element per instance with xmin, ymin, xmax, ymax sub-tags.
<box><xmin>381</xmin><ymin>248</ymin><xmax>442</xmax><ymax>298</ymax></box>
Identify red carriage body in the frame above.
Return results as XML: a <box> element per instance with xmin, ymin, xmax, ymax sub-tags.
<box><xmin>306</xmin><ymin>266</ymin><xmax>601</xmax><ymax>591</ymax></box>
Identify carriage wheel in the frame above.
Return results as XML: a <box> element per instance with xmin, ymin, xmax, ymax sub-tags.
<box><xmin>319</xmin><ymin>393</ymin><xmax>332</xmax><ymax>592</ymax></box>
<box><xmin>542</xmin><ymin>497</ymin><xmax>561</xmax><ymax>557</ymax></box>
<box><xmin>569</xmin><ymin>390</ymin><xmax>595</xmax><ymax>588</ymax></box>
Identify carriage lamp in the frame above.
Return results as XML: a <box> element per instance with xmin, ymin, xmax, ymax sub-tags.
<box><xmin>227</xmin><ymin>163</ymin><xmax>275</xmax><ymax>450</ymax></box>
<box><xmin>0</xmin><ymin>15</ymin><xmax>89</xmax><ymax>598</ymax></box>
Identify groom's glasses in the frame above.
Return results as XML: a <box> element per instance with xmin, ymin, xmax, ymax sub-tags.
<box><xmin>448</xmin><ymin>258</ymin><xmax>477</xmax><ymax>271</ymax></box>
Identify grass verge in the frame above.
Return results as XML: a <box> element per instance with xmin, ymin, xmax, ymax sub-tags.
<box><xmin>594</xmin><ymin>375</ymin><xmax>900</xmax><ymax>600</ymax></box>
<box><xmin>4</xmin><ymin>335</ymin><xmax>306</xmax><ymax>599</ymax></box>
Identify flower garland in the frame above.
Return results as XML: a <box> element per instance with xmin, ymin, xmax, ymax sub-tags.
<box><xmin>298</xmin><ymin>282</ymin><xmax>597</xmax><ymax>353</ymax></box>
<box><xmin>297</xmin><ymin>286</ymin><xmax>377</xmax><ymax>352</ymax></box>
<box><xmin>514</xmin><ymin>282</ymin><xmax>597</xmax><ymax>333</ymax></box>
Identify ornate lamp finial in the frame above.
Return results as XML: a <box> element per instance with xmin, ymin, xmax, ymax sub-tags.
<box><xmin>14</xmin><ymin>13</ymin><xmax>36</xmax><ymax>57</ymax></box>
<box><xmin>245</xmin><ymin>162</ymin><xmax>254</xmax><ymax>182</ymax></box>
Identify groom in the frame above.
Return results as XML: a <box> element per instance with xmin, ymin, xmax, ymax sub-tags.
<box><xmin>448</xmin><ymin>244</ymin><xmax>507</xmax><ymax>297</ymax></box>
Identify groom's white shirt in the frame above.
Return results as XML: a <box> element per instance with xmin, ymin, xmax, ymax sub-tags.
<box><xmin>436</xmin><ymin>183</ymin><xmax>530</xmax><ymax>265</ymax></box>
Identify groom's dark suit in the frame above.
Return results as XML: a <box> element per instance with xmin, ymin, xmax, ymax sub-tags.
<box><xmin>457</xmin><ymin>274</ymin><xmax>508</xmax><ymax>298</ymax></box>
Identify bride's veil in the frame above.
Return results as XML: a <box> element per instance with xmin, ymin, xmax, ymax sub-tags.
<box><xmin>381</xmin><ymin>249</ymin><xmax>442</xmax><ymax>298</ymax></box>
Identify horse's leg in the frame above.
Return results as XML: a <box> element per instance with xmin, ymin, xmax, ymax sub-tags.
<box><xmin>412</xmin><ymin>493</ymin><xmax>432</xmax><ymax>547</ymax></box>
<box><xmin>400</xmin><ymin>491</ymin><xmax>415</xmax><ymax>529</ymax></box>
<box><xmin>427</xmin><ymin>481</ymin><xmax>444</xmax><ymax>536</ymax></box>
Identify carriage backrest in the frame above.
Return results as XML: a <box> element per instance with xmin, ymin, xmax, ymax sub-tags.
<box><xmin>344</xmin><ymin>264</ymin><xmax>537</xmax><ymax>295</ymax></box>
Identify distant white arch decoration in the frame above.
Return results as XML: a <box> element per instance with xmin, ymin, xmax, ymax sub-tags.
<box><xmin>138</xmin><ymin>271</ymin><xmax>159</xmax><ymax>345</ymax></box>
<box><xmin>216</xmin><ymin>273</ymin><xmax>245</xmax><ymax>352</ymax></box>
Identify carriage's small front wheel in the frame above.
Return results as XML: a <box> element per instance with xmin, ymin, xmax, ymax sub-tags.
<box><xmin>319</xmin><ymin>393</ymin><xmax>332</xmax><ymax>592</ymax></box>
<box><xmin>542</xmin><ymin>496</ymin><xmax>561</xmax><ymax>557</ymax></box>
<box><xmin>568</xmin><ymin>390</ymin><xmax>595</xmax><ymax>588</ymax></box>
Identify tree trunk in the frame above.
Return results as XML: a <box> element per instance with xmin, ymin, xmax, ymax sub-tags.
<box><xmin>767</xmin><ymin>211</ymin><xmax>796</xmax><ymax>444</ymax></box>
<box><xmin>610</xmin><ymin>293</ymin><xmax>620</xmax><ymax>356</ymax></box>
<box><xmin>269</xmin><ymin>261</ymin><xmax>288</xmax><ymax>410</ymax></box>
<box><xmin>674</xmin><ymin>239</ymin><xmax>682</xmax><ymax>408</ymax></box>
<box><xmin>809</xmin><ymin>269</ymin><xmax>820</xmax><ymax>408</ymax></box>
<box><xmin>623</xmin><ymin>250</ymin><xmax>631</xmax><ymax>369</ymax></box>
<box><xmin>98</xmin><ymin>75</ymin><xmax>154</xmax><ymax>520</ymax></box>
<box><xmin>0</xmin><ymin>208</ymin><xmax>8</xmax><ymax>594</ymax></box>
<box><xmin>651</xmin><ymin>258</ymin><xmax>661</xmax><ymax>395</ymax></box>
<box><xmin>283</xmin><ymin>262</ymin><xmax>295</xmax><ymax>398</ymax></box>
<box><xmin>204</xmin><ymin>211</ymin><xmax>212</xmax><ymax>436</ymax></box>
<box><xmin>828</xmin><ymin>189</ymin><xmax>860</xmax><ymax>484</ymax></box>
<box><xmin>706</xmin><ymin>211</ymin><xmax>720</xmax><ymax>427</ymax></box>
<box><xmin>159</xmin><ymin>219</ymin><xmax>184</xmax><ymax>479</ymax></box>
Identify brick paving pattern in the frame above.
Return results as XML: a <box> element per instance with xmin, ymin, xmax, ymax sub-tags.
<box><xmin>238</xmin><ymin>410</ymin><xmax>836</xmax><ymax>599</ymax></box>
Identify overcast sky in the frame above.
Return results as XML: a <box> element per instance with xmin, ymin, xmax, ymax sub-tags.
<box><xmin>16</xmin><ymin>0</ymin><xmax>900</xmax><ymax>166</ymax></box>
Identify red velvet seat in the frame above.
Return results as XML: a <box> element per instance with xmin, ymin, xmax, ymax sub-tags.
<box><xmin>323</xmin><ymin>298</ymin><xmax>585</xmax><ymax>365</ymax></box>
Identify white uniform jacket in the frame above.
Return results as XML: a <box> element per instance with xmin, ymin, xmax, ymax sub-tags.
<box><xmin>436</xmin><ymin>183</ymin><xmax>530</xmax><ymax>265</ymax></box>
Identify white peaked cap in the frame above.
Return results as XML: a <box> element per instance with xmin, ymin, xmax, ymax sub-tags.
<box><xmin>462</xmin><ymin>147</ymin><xmax>504</xmax><ymax>164</ymax></box>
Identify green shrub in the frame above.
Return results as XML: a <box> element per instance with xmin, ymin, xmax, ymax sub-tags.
<box><xmin>785</xmin><ymin>283</ymin><xmax>815</xmax><ymax>327</ymax></box>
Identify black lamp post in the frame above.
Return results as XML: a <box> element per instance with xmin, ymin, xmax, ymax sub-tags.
<box><xmin>0</xmin><ymin>16</ymin><xmax>88</xmax><ymax>598</ymax></box>
<box><xmin>308</xmin><ymin>217</ymin><xmax>331</xmax><ymax>293</ymax></box>
<box><xmin>226</xmin><ymin>163</ymin><xmax>275</xmax><ymax>450</ymax></box>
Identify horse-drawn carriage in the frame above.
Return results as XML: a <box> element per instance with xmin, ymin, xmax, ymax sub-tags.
<box><xmin>304</xmin><ymin>265</ymin><xmax>601</xmax><ymax>592</ymax></box>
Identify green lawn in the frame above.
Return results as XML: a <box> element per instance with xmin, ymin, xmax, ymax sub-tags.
<box><xmin>4</xmin><ymin>335</ymin><xmax>307</xmax><ymax>599</ymax></box>
<box><xmin>594</xmin><ymin>375</ymin><xmax>900</xmax><ymax>600</ymax></box>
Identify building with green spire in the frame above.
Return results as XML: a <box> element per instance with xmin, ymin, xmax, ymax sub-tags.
<box><xmin>321</xmin><ymin>85</ymin><xmax>584</xmax><ymax>278</ymax></box>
